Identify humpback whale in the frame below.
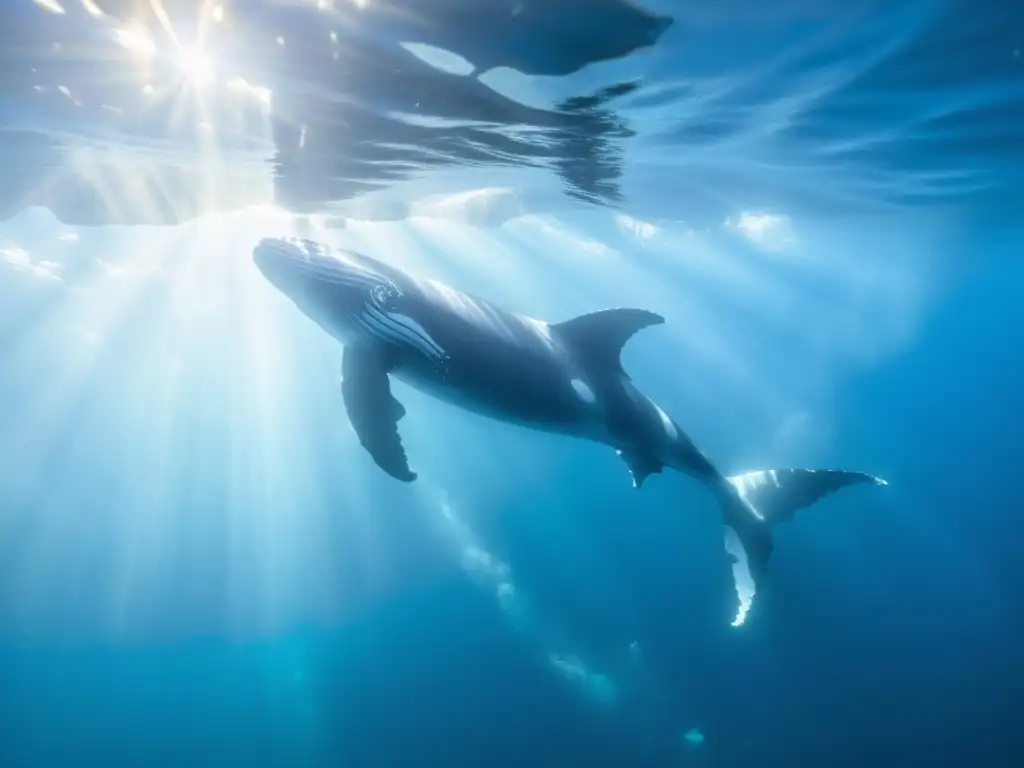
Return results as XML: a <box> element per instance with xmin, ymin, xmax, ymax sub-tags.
<box><xmin>254</xmin><ymin>236</ymin><xmax>887</xmax><ymax>618</ymax></box>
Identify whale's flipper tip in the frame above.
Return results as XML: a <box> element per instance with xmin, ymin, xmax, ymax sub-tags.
<box><xmin>340</xmin><ymin>346</ymin><xmax>418</xmax><ymax>483</ymax></box>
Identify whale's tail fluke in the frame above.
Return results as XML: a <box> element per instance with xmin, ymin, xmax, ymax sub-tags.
<box><xmin>715</xmin><ymin>468</ymin><xmax>888</xmax><ymax>626</ymax></box>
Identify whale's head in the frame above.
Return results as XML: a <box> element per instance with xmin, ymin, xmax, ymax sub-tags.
<box><xmin>253</xmin><ymin>237</ymin><xmax>402</xmax><ymax>342</ymax></box>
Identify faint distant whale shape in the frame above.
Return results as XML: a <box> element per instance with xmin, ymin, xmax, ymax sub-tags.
<box><xmin>254</xmin><ymin>237</ymin><xmax>887</xmax><ymax>622</ymax></box>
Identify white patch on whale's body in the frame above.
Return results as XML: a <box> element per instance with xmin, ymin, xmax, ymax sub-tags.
<box><xmin>570</xmin><ymin>378</ymin><xmax>596</xmax><ymax>404</ymax></box>
<box><xmin>651</xmin><ymin>398</ymin><xmax>677</xmax><ymax>440</ymax></box>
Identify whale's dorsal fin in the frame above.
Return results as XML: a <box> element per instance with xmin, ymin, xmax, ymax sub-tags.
<box><xmin>553</xmin><ymin>308</ymin><xmax>665</xmax><ymax>373</ymax></box>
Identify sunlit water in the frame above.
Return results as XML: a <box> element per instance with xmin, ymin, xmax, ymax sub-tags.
<box><xmin>1</xmin><ymin>1</ymin><xmax>1022</xmax><ymax>766</ymax></box>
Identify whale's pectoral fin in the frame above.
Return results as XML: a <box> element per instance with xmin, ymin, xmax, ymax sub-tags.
<box><xmin>616</xmin><ymin>448</ymin><xmax>663</xmax><ymax>489</ymax></box>
<box><xmin>341</xmin><ymin>346</ymin><xmax>417</xmax><ymax>482</ymax></box>
<box><xmin>552</xmin><ymin>308</ymin><xmax>665</xmax><ymax>375</ymax></box>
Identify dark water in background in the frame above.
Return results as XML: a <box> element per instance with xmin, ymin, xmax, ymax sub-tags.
<box><xmin>1</xmin><ymin>0</ymin><xmax>1023</xmax><ymax>766</ymax></box>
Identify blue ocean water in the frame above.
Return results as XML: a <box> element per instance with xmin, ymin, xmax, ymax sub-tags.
<box><xmin>1</xmin><ymin>0</ymin><xmax>1022</xmax><ymax>765</ymax></box>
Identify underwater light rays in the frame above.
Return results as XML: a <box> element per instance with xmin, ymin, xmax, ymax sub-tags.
<box><xmin>229</xmin><ymin>210</ymin><xmax>414</xmax><ymax>633</ymax></box>
<box><xmin>0</xmin><ymin>225</ymin><xmax>200</xmax><ymax>637</ymax></box>
<box><xmin>231</xmin><ymin>223</ymin><xmax>335</xmax><ymax>631</ymax></box>
<box><xmin>0</xmin><ymin>228</ymin><xmax>181</xmax><ymax>500</ymax></box>
<box><xmin>104</xmin><ymin>239</ymin><xmax>200</xmax><ymax>637</ymax></box>
<box><xmin>156</xmin><ymin>211</ymin><xmax>377</xmax><ymax>634</ymax></box>
<box><xmin>369</xmin><ymin>212</ymin><xmax>629</xmax><ymax>326</ymax></box>
<box><xmin>407</xmin><ymin>217</ymin><xmax>580</xmax><ymax>315</ymax></box>
<box><xmin>0</xmin><ymin>208</ymin><xmax>398</xmax><ymax>640</ymax></box>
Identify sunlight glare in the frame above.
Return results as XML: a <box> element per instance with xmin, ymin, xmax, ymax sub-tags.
<box><xmin>178</xmin><ymin>48</ymin><xmax>214</xmax><ymax>86</ymax></box>
<box><xmin>115</xmin><ymin>27</ymin><xmax>156</xmax><ymax>57</ymax></box>
<box><xmin>33</xmin><ymin>0</ymin><xmax>65</xmax><ymax>14</ymax></box>
<box><xmin>726</xmin><ymin>211</ymin><xmax>797</xmax><ymax>253</ymax></box>
<box><xmin>227</xmin><ymin>78</ymin><xmax>273</xmax><ymax>109</ymax></box>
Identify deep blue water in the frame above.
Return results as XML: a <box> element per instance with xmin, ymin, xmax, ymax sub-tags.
<box><xmin>1</xmin><ymin>0</ymin><xmax>1023</xmax><ymax>765</ymax></box>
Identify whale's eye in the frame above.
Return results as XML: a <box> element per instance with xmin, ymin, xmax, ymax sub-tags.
<box><xmin>370</xmin><ymin>283</ymin><xmax>399</xmax><ymax>308</ymax></box>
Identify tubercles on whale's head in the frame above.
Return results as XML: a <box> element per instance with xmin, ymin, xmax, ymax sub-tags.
<box><xmin>253</xmin><ymin>236</ymin><xmax>401</xmax><ymax>337</ymax></box>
